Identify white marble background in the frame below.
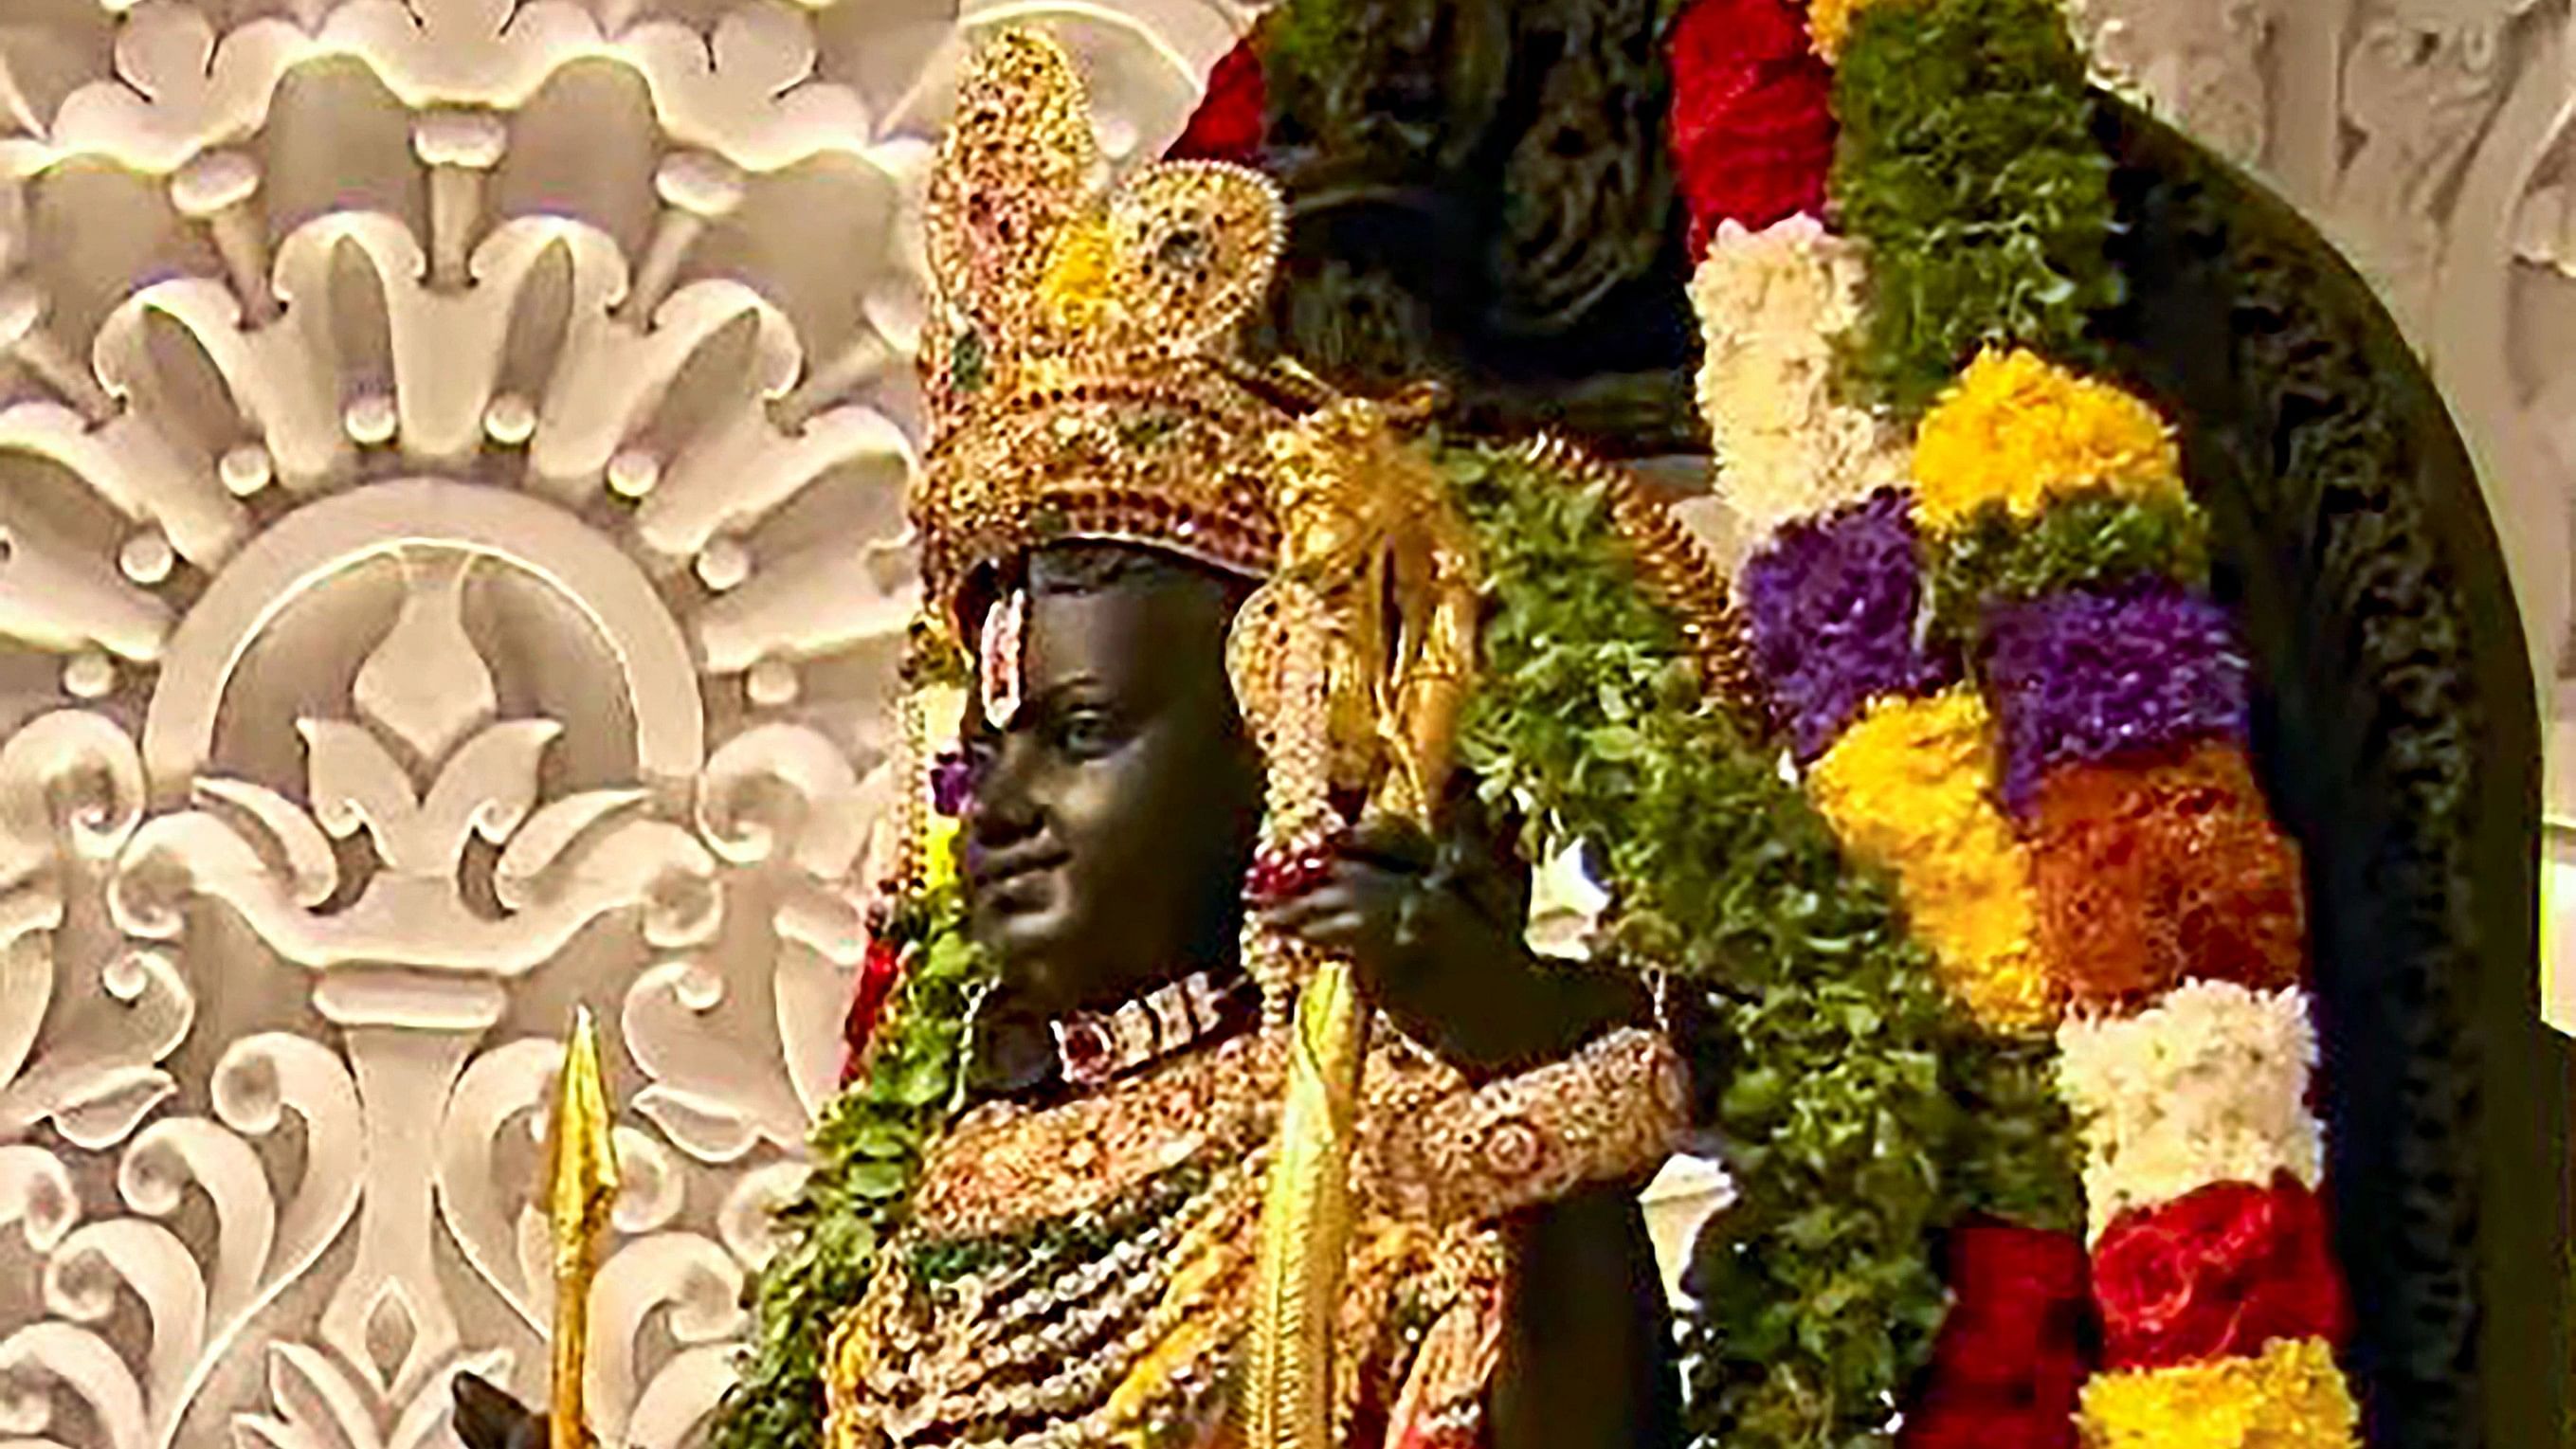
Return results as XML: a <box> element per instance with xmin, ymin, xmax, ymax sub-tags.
<box><xmin>0</xmin><ymin>2</ymin><xmax>2561</xmax><ymax>1446</ymax></box>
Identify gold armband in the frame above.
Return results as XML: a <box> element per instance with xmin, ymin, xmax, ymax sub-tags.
<box><xmin>1376</xmin><ymin>1027</ymin><xmax>1692</xmax><ymax>1226</ymax></box>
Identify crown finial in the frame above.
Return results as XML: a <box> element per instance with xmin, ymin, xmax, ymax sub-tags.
<box><xmin>910</xmin><ymin>28</ymin><xmax>1294</xmax><ymax>619</ymax></box>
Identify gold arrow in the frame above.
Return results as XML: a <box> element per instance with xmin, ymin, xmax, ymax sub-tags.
<box><xmin>545</xmin><ymin>1005</ymin><xmax>620</xmax><ymax>1449</ymax></box>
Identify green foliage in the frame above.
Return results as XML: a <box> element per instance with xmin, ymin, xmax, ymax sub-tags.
<box><xmin>709</xmin><ymin>888</ymin><xmax>991</xmax><ymax>1449</ymax></box>
<box><xmin>1830</xmin><ymin>0</ymin><xmax>2120</xmax><ymax>419</ymax></box>
<box><xmin>1443</xmin><ymin>442</ymin><xmax>2079</xmax><ymax>1443</ymax></box>
<box><xmin>1927</xmin><ymin>489</ymin><xmax>2212</xmax><ymax>645</ymax></box>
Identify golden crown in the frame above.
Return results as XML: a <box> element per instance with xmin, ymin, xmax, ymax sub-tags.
<box><xmin>914</xmin><ymin>28</ymin><xmax>1299</xmax><ymax>619</ymax></box>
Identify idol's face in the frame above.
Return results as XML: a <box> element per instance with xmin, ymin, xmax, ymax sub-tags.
<box><xmin>958</xmin><ymin>556</ymin><xmax>1263</xmax><ymax>1019</ymax></box>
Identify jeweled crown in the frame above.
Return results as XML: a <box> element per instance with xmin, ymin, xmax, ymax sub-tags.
<box><xmin>915</xmin><ymin>28</ymin><xmax>1296</xmax><ymax>619</ymax></box>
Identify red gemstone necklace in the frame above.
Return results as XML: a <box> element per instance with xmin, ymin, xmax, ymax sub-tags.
<box><xmin>1049</xmin><ymin>969</ymin><xmax>1255</xmax><ymax>1090</ymax></box>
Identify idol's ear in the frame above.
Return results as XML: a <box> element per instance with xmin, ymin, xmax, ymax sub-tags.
<box><xmin>1104</xmin><ymin>160</ymin><xmax>1287</xmax><ymax>353</ymax></box>
<box><xmin>924</xmin><ymin>28</ymin><xmax>1101</xmax><ymax>343</ymax></box>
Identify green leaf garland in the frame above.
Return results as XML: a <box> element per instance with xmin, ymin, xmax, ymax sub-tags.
<box><xmin>711</xmin><ymin>887</ymin><xmax>992</xmax><ymax>1449</ymax></box>
<box><xmin>1442</xmin><ymin>442</ymin><xmax>2077</xmax><ymax>1443</ymax></box>
<box><xmin>1926</xmin><ymin>489</ymin><xmax>2212</xmax><ymax>647</ymax></box>
<box><xmin>1829</xmin><ymin>0</ymin><xmax>2119</xmax><ymax>419</ymax></box>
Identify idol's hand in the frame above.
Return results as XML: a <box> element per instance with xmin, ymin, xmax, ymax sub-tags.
<box><xmin>1254</xmin><ymin>807</ymin><xmax>1640</xmax><ymax>1077</ymax></box>
<box><xmin>452</xmin><ymin>1375</ymin><xmax>547</xmax><ymax>1449</ymax></box>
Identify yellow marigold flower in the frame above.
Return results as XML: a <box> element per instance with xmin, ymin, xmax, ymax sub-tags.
<box><xmin>1911</xmin><ymin>348</ymin><xmax>2183</xmax><ymax>532</ymax></box>
<box><xmin>2079</xmin><ymin>1338</ymin><xmax>2361</xmax><ymax>1449</ymax></box>
<box><xmin>1807</xmin><ymin>690</ymin><xmax>2060</xmax><ymax>1032</ymax></box>
<box><xmin>1808</xmin><ymin>0</ymin><xmax>1897</xmax><ymax>62</ymax></box>
<box><xmin>924</xmin><ymin>814</ymin><xmax>962</xmax><ymax>894</ymax></box>
<box><xmin>1039</xmin><ymin>215</ymin><xmax>1120</xmax><ymax>329</ymax></box>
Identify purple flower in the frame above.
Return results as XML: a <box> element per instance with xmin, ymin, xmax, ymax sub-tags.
<box><xmin>1741</xmin><ymin>488</ymin><xmax>1954</xmax><ymax>761</ymax></box>
<box><xmin>1984</xmin><ymin>580</ymin><xmax>2249</xmax><ymax>814</ymax></box>
<box><xmin>931</xmin><ymin>748</ymin><xmax>973</xmax><ymax>817</ymax></box>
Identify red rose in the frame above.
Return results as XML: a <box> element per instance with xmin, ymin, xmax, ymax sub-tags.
<box><xmin>1664</xmin><ymin>0</ymin><xmax>1837</xmax><ymax>257</ymax></box>
<box><xmin>2093</xmin><ymin>1173</ymin><xmax>2350</xmax><ymax>1370</ymax></box>
<box><xmin>839</xmin><ymin>936</ymin><xmax>906</xmax><ymax>1085</ymax></box>
<box><xmin>1167</xmin><ymin>34</ymin><xmax>1266</xmax><ymax>166</ymax></box>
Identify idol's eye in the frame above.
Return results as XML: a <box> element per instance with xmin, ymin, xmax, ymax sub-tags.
<box><xmin>1049</xmin><ymin>707</ymin><xmax>1123</xmax><ymax>758</ymax></box>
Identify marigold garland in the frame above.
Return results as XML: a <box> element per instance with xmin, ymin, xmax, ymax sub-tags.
<box><xmin>2092</xmin><ymin>1173</ymin><xmax>2350</xmax><ymax>1372</ymax></box>
<box><xmin>2028</xmin><ymin>745</ymin><xmax>2307</xmax><ymax>1008</ymax></box>
<box><xmin>1807</xmin><ymin>689</ymin><xmax>2061</xmax><ymax>1031</ymax></box>
<box><xmin>1911</xmin><ymin>349</ymin><xmax>2183</xmax><ymax>531</ymax></box>
<box><xmin>2056</xmin><ymin>981</ymin><xmax>2324</xmax><ymax>1241</ymax></box>
<box><xmin>1690</xmin><ymin>217</ymin><xmax>1909</xmax><ymax>536</ymax></box>
<box><xmin>2076</xmin><ymin>1337</ymin><xmax>2360</xmax><ymax>1449</ymax></box>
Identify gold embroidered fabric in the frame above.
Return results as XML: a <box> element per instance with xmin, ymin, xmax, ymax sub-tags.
<box><xmin>824</xmin><ymin>1022</ymin><xmax>1686</xmax><ymax>1449</ymax></box>
<box><xmin>1373</xmin><ymin>1028</ymin><xmax>1693</xmax><ymax>1227</ymax></box>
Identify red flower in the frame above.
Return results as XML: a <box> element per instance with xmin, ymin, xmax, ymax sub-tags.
<box><xmin>1899</xmin><ymin>1399</ymin><xmax>2077</xmax><ymax>1449</ymax></box>
<box><xmin>1167</xmin><ymin>34</ymin><xmax>1266</xmax><ymax>165</ymax></box>
<box><xmin>1664</xmin><ymin>0</ymin><xmax>1837</xmax><ymax>258</ymax></box>
<box><xmin>839</xmin><ymin>936</ymin><xmax>905</xmax><ymax>1085</ymax></box>
<box><xmin>1900</xmin><ymin>1221</ymin><xmax>2088</xmax><ymax>1448</ymax></box>
<box><xmin>1922</xmin><ymin>1222</ymin><xmax>2091</xmax><ymax>1393</ymax></box>
<box><xmin>2093</xmin><ymin>1173</ymin><xmax>2351</xmax><ymax>1371</ymax></box>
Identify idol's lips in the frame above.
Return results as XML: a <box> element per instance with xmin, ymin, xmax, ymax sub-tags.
<box><xmin>967</xmin><ymin>846</ymin><xmax>1070</xmax><ymax>894</ymax></box>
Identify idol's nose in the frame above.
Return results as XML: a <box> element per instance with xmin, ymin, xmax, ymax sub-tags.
<box><xmin>964</xmin><ymin>727</ymin><xmax>1044</xmax><ymax>860</ymax></box>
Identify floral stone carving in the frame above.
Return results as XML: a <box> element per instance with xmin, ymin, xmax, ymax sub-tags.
<box><xmin>0</xmin><ymin>1</ymin><xmax>1252</xmax><ymax>1446</ymax></box>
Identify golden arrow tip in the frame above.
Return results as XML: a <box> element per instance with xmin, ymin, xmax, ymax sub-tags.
<box><xmin>547</xmin><ymin>1005</ymin><xmax>620</xmax><ymax>1224</ymax></box>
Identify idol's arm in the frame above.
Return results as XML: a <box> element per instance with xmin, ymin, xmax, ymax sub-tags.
<box><xmin>1261</xmin><ymin>814</ymin><xmax>1690</xmax><ymax>1449</ymax></box>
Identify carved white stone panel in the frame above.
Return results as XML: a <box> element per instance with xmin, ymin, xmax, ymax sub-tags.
<box><xmin>0</xmin><ymin>1</ymin><xmax>1253</xmax><ymax>1444</ymax></box>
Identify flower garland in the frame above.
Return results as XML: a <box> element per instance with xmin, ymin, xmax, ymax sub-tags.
<box><xmin>1686</xmin><ymin>216</ymin><xmax>1905</xmax><ymax>537</ymax></box>
<box><xmin>1674</xmin><ymin>1</ymin><xmax>2096</xmax><ymax>1441</ymax></box>
<box><xmin>1675</xmin><ymin>0</ymin><xmax>2363</xmax><ymax>1441</ymax></box>
<box><xmin>1908</xmin><ymin>348</ymin><xmax>2182</xmax><ymax>530</ymax></box>
<box><xmin>1906</xmin><ymin>346</ymin><xmax>2356</xmax><ymax>1440</ymax></box>
<box><xmin>1664</xmin><ymin>0</ymin><xmax>1838</xmax><ymax>256</ymax></box>
<box><xmin>1442</xmin><ymin>439</ymin><xmax>2078</xmax><ymax>1445</ymax></box>
<box><xmin>1806</xmin><ymin>689</ymin><xmax>2057</xmax><ymax>1031</ymax></box>
<box><xmin>1825</xmin><ymin>0</ymin><xmax>2120</xmax><ymax>419</ymax></box>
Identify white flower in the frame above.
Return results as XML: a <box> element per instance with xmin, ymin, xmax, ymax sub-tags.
<box><xmin>2056</xmin><ymin>980</ymin><xmax>2325</xmax><ymax>1239</ymax></box>
<box><xmin>1687</xmin><ymin>216</ymin><xmax>1910</xmax><ymax>540</ymax></box>
<box><xmin>1525</xmin><ymin>835</ymin><xmax>1612</xmax><ymax>961</ymax></box>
